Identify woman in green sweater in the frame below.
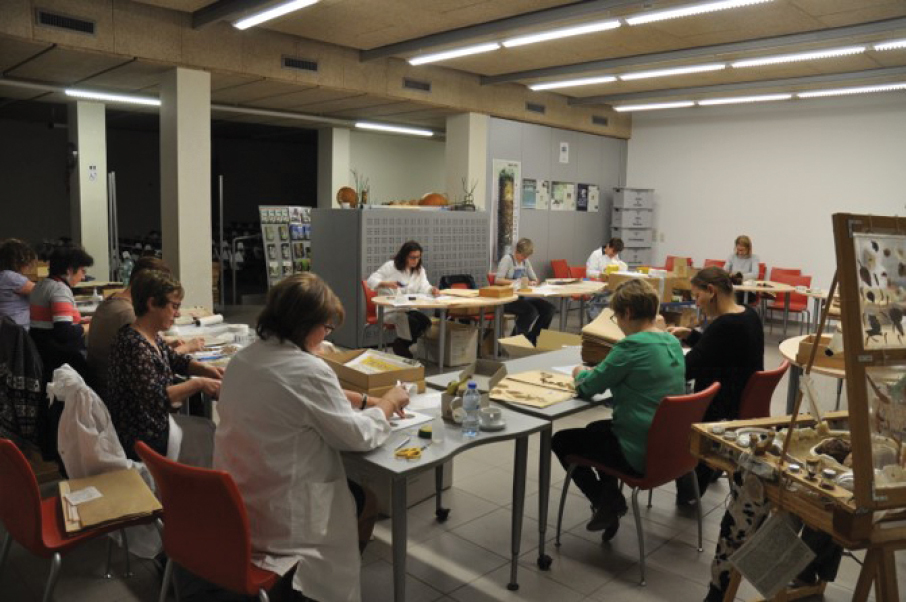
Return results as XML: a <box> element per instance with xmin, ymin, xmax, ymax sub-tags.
<box><xmin>552</xmin><ymin>279</ymin><xmax>685</xmax><ymax>534</ymax></box>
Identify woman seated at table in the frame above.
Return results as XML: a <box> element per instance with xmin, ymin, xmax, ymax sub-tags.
<box><xmin>0</xmin><ymin>238</ymin><xmax>36</xmax><ymax>329</ymax></box>
<box><xmin>87</xmin><ymin>257</ymin><xmax>202</xmax><ymax>396</ymax></box>
<box><xmin>106</xmin><ymin>270</ymin><xmax>223</xmax><ymax>460</ymax></box>
<box><xmin>668</xmin><ymin>266</ymin><xmax>764</xmax><ymax>504</ymax></box>
<box><xmin>495</xmin><ymin>238</ymin><xmax>556</xmax><ymax>345</ymax></box>
<box><xmin>366</xmin><ymin>240</ymin><xmax>439</xmax><ymax>358</ymax></box>
<box><xmin>29</xmin><ymin>245</ymin><xmax>94</xmax><ymax>380</ymax></box>
<box><xmin>586</xmin><ymin>237</ymin><xmax>628</xmax><ymax>279</ymax></box>
<box><xmin>552</xmin><ymin>279</ymin><xmax>685</xmax><ymax>534</ymax></box>
<box><xmin>725</xmin><ymin>235</ymin><xmax>760</xmax><ymax>304</ymax></box>
<box><xmin>214</xmin><ymin>272</ymin><xmax>409</xmax><ymax>602</ymax></box>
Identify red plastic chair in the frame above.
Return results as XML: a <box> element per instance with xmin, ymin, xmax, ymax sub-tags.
<box><xmin>758</xmin><ymin>262</ymin><xmax>767</xmax><ymax>280</ymax></box>
<box><xmin>361</xmin><ymin>280</ymin><xmax>395</xmax><ymax>349</ymax></box>
<box><xmin>704</xmin><ymin>259</ymin><xmax>726</xmax><ymax>268</ymax></box>
<box><xmin>568</xmin><ymin>266</ymin><xmax>586</xmax><ymax>279</ymax></box>
<box><xmin>769</xmin><ymin>267</ymin><xmax>801</xmax><ymax>280</ymax></box>
<box><xmin>738</xmin><ymin>361</ymin><xmax>790</xmax><ymax>420</ymax></box>
<box><xmin>550</xmin><ymin>259</ymin><xmax>570</xmax><ymax>279</ymax></box>
<box><xmin>555</xmin><ymin>382</ymin><xmax>721</xmax><ymax>586</ymax></box>
<box><xmin>0</xmin><ymin>439</ymin><xmax>156</xmax><ymax>601</ymax></box>
<box><xmin>659</xmin><ymin>255</ymin><xmax>692</xmax><ymax>272</ymax></box>
<box><xmin>766</xmin><ymin>273</ymin><xmax>811</xmax><ymax>335</ymax></box>
<box><xmin>135</xmin><ymin>441</ymin><xmax>279</xmax><ymax>602</ymax></box>
<box><xmin>487</xmin><ymin>272</ymin><xmax>496</xmax><ymax>285</ymax></box>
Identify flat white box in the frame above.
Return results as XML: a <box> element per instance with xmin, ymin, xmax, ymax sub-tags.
<box><xmin>611</xmin><ymin>207</ymin><xmax>653</xmax><ymax>228</ymax></box>
<box><xmin>611</xmin><ymin>227</ymin><xmax>653</xmax><ymax>247</ymax></box>
<box><xmin>613</xmin><ymin>188</ymin><xmax>654</xmax><ymax>210</ymax></box>
<box><xmin>622</xmin><ymin>248</ymin><xmax>653</xmax><ymax>265</ymax></box>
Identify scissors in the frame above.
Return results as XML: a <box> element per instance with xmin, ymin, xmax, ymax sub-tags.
<box><xmin>394</xmin><ymin>442</ymin><xmax>431</xmax><ymax>461</ymax></box>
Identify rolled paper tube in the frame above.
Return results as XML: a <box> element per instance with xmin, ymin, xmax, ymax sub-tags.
<box><xmin>195</xmin><ymin>314</ymin><xmax>224</xmax><ymax>327</ymax></box>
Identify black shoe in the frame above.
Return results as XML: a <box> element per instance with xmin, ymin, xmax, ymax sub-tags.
<box><xmin>391</xmin><ymin>339</ymin><xmax>413</xmax><ymax>358</ymax></box>
<box><xmin>586</xmin><ymin>498</ymin><xmax>628</xmax><ymax>532</ymax></box>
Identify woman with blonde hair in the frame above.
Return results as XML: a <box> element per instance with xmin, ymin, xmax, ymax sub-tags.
<box><xmin>495</xmin><ymin>238</ymin><xmax>555</xmax><ymax>344</ymax></box>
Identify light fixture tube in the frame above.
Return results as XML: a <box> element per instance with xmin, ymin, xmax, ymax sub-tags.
<box><xmin>529</xmin><ymin>75</ymin><xmax>617</xmax><ymax>91</ymax></box>
<box><xmin>502</xmin><ymin>20</ymin><xmax>621</xmax><ymax>48</ymax></box>
<box><xmin>233</xmin><ymin>0</ymin><xmax>319</xmax><ymax>30</ymax></box>
<box><xmin>732</xmin><ymin>45</ymin><xmax>865</xmax><ymax>68</ymax></box>
<box><xmin>65</xmin><ymin>89</ymin><xmax>161</xmax><ymax>106</ymax></box>
<box><xmin>796</xmin><ymin>82</ymin><xmax>906</xmax><ymax>98</ymax></box>
<box><xmin>697</xmin><ymin>93</ymin><xmax>791</xmax><ymax>105</ymax></box>
<box><xmin>625</xmin><ymin>0</ymin><xmax>773</xmax><ymax>26</ymax></box>
<box><xmin>619</xmin><ymin>63</ymin><xmax>725</xmax><ymax>81</ymax></box>
<box><xmin>408</xmin><ymin>42</ymin><xmax>501</xmax><ymax>66</ymax></box>
<box><xmin>355</xmin><ymin>122</ymin><xmax>434</xmax><ymax>137</ymax></box>
<box><xmin>874</xmin><ymin>39</ymin><xmax>906</xmax><ymax>52</ymax></box>
<box><xmin>614</xmin><ymin>101</ymin><xmax>696</xmax><ymax>112</ymax></box>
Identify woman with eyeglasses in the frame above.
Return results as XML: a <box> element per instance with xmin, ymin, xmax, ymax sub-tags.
<box><xmin>366</xmin><ymin>240</ymin><xmax>439</xmax><ymax>358</ymax></box>
<box><xmin>106</xmin><ymin>270</ymin><xmax>223</xmax><ymax>460</ymax></box>
<box><xmin>214</xmin><ymin>272</ymin><xmax>409</xmax><ymax>602</ymax></box>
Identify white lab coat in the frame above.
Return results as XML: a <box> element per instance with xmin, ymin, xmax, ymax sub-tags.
<box><xmin>213</xmin><ymin>338</ymin><xmax>391</xmax><ymax>602</ymax></box>
<box><xmin>366</xmin><ymin>260</ymin><xmax>433</xmax><ymax>340</ymax></box>
<box><xmin>586</xmin><ymin>248</ymin><xmax>628</xmax><ymax>278</ymax></box>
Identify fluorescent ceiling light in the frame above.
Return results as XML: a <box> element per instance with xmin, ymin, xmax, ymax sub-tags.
<box><xmin>408</xmin><ymin>42</ymin><xmax>500</xmax><ymax>65</ymax></box>
<box><xmin>355</xmin><ymin>122</ymin><xmax>434</xmax><ymax>137</ymax></box>
<box><xmin>502</xmin><ymin>20</ymin><xmax>620</xmax><ymax>48</ymax></box>
<box><xmin>614</xmin><ymin>101</ymin><xmax>696</xmax><ymax>112</ymax></box>
<box><xmin>625</xmin><ymin>0</ymin><xmax>773</xmax><ymax>26</ymax></box>
<box><xmin>619</xmin><ymin>63</ymin><xmax>725</xmax><ymax>81</ymax></box>
<box><xmin>233</xmin><ymin>0</ymin><xmax>319</xmax><ymax>30</ymax></box>
<box><xmin>698</xmin><ymin>93</ymin><xmax>791</xmax><ymax>105</ymax></box>
<box><xmin>65</xmin><ymin>89</ymin><xmax>160</xmax><ymax>106</ymax></box>
<box><xmin>874</xmin><ymin>39</ymin><xmax>906</xmax><ymax>51</ymax></box>
<box><xmin>796</xmin><ymin>82</ymin><xmax>906</xmax><ymax>98</ymax></box>
<box><xmin>732</xmin><ymin>45</ymin><xmax>865</xmax><ymax>68</ymax></box>
<box><xmin>530</xmin><ymin>75</ymin><xmax>617</xmax><ymax>91</ymax></box>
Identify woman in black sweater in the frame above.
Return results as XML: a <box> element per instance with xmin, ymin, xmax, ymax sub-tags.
<box><xmin>668</xmin><ymin>267</ymin><xmax>764</xmax><ymax>503</ymax></box>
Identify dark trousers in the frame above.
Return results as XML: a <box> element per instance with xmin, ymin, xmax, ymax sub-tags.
<box><xmin>504</xmin><ymin>298</ymin><xmax>556</xmax><ymax>344</ymax></box>
<box><xmin>551</xmin><ymin>420</ymin><xmax>639</xmax><ymax>508</ymax></box>
<box><xmin>403</xmin><ymin>310</ymin><xmax>432</xmax><ymax>343</ymax></box>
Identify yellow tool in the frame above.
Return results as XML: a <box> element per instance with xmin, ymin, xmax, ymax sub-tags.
<box><xmin>394</xmin><ymin>442</ymin><xmax>431</xmax><ymax>461</ymax></box>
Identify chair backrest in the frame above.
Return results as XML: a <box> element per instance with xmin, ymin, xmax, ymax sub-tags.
<box><xmin>361</xmin><ymin>280</ymin><xmax>377</xmax><ymax>322</ymax></box>
<box><xmin>738</xmin><ymin>361</ymin><xmax>790</xmax><ymax>420</ymax></box>
<box><xmin>758</xmin><ymin>263</ymin><xmax>767</xmax><ymax>280</ymax></box>
<box><xmin>438</xmin><ymin>274</ymin><xmax>477</xmax><ymax>290</ymax></box>
<box><xmin>569</xmin><ymin>266</ymin><xmax>586</xmax><ymax>279</ymax></box>
<box><xmin>770</xmin><ymin>273</ymin><xmax>812</xmax><ymax>307</ymax></box>
<box><xmin>135</xmin><ymin>441</ymin><xmax>258</xmax><ymax>595</ymax></box>
<box><xmin>486</xmin><ymin>272</ymin><xmax>496</xmax><ymax>286</ymax></box>
<box><xmin>664</xmin><ymin>255</ymin><xmax>691</xmax><ymax>272</ymax></box>
<box><xmin>551</xmin><ymin>260</ymin><xmax>570</xmax><ymax>279</ymax></box>
<box><xmin>0</xmin><ymin>439</ymin><xmax>44</xmax><ymax>555</ymax></box>
<box><xmin>770</xmin><ymin>267</ymin><xmax>801</xmax><ymax>280</ymax></box>
<box><xmin>643</xmin><ymin>383</ymin><xmax>721</xmax><ymax>485</ymax></box>
<box><xmin>704</xmin><ymin>259</ymin><xmax>726</xmax><ymax>268</ymax></box>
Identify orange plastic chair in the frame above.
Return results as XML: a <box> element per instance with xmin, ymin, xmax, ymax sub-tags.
<box><xmin>704</xmin><ymin>259</ymin><xmax>726</xmax><ymax>268</ymax></box>
<box><xmin>487</xmin><ymin>272</ymin><xmax>496</xmax><ymax>285</ymax></box>
<box><xmin>568</xmin><ymin>266</ymin><xmax>586</xmax><ymax>279</ymax></box>
<box><xmin>769</xmin><ymin>267</ymin><xmax>801</xmax><ymax>280</ymax></box>
<box><xmin>135</xmin><ymin>441</ymin><xmax>279</xmax><ymax>602</ymax></box>
<box><xmin>0</xmin><ymin>439</ymin><xmax>156</xmax><ymax>601</ymax></box>
<box><xmin>555</xmin><ymin>382</ymin><xmax>721</xmax><ymax>586</ymax></box>
<box><xmin>657</xmin><ymin>255</ymin><xmax>692</xmax><ymax>272</ymax></box>
<box><xmin>361</xmin><ymin>280</ymin><xmax>395</xmax><ymax>348</ymax></box>
<box><xmin>550</xmin><ymin>260</ymin><xmax>570</xmax><ymax>279</ymax></box>
<box><xmin>766</xmin><ymin>273</ymin><xmax>811</xmax><ymax>334</ymax></box>
<box><xmin>738</xmin><ymin>361</ymin><xmax>790</xmax><ymax>420</ymax></box>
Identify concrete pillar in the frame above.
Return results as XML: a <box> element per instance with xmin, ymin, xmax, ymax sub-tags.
<box><xmin>317</xmin><ymin>127</ymin><xmax>351</xmax><ymax>209</ymax></box>
<box><xmin>445</xmin><ymin>113</ymin><xmax>489</xmax><ymax>209</ymax></box>
<box><xmin>68</xmin><ymin>101</ymin><xmax>110</xmax><ymax>279</ymax></box>
<box><xmin>160</xmin><ymin>67</ymin><xmax>213</xmax><ymax>309</ymax></box>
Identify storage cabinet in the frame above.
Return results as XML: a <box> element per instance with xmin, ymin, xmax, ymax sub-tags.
<box><xmin>612</xmin><ymin>188</ymin><xmax>654</xmax><ymax>265</ymax></box>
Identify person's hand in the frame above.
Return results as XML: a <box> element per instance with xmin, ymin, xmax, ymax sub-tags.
<box><xmin>197</xmin><ymin>377</ymin><xmax>221</xmax><ymax>398</ymax></box>
<box><xmin>572</xmin><ymin>365</ymin><xmax>587</xmax><ymax>379</ymax></box>
<box><xmin>381</xmin><ymin>386</ymin><xmax>410</xmax><ymax>417</ymax></box>
<box><xmin>206</xmin><ymin>366</ymin><xmax>225</xmax><ymax>379</ymax></box>
<box><xmin>667</xmin><ymin>326</ymin><xmax>691</xmax><ymax>340</ymax></box>
<box><xmin>431</xmin><ymin>286</ymin><xmax>440</xmax><ymax>296</ymax></box>
<box><xmin>381</xmin><ymin>281</ymin><xmax>400</xmax><ymax>289</ymax></box>
<box><xmin>185</xmin><ymin>337</ymin><xmax>205</xmax><ymax>353</ymax></box>
<box><xmin>529</xmin><ymin>280</ymin><xmax>540</xmax><ymax>286</ymax></box>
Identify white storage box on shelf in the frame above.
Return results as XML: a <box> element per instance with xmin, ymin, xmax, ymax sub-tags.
<box><xmin>612</xmin><ymin>207</ymin><xmax>653</xmax><ymax>228</ymax></box>
<box><xmin>611</xmin><ymin>227</ymin><xmax>653</xmax><ymax>247</ymax></box>
<box><xmin>622</xmin><ymin>248</ymin><xmax>653</xmax><ymax>265</ymax></box>
<box><xmin>613</xmin><ymin>187</ymin><xmax>654</xmax><ymax>210</ymax></box>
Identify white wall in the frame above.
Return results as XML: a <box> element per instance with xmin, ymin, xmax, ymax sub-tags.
<box><xmin>349</xmin><ymin>130</ymin><xmax>445</xmax><ymax>204</ymax></box>
<box><xmin>626</xmin><ymin>94</ymin><xmax>906</xmax><ymax>289</ymax></box>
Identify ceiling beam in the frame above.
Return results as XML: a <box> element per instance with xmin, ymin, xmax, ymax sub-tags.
<box><xmin>360</xmin><ymin>0</ymin><xmax>642</xmax><ymax>62</ymax></box>
<box><xmin>568</xmin><ymin>66</ymin><xmax>906</xmax><ymax>105</ymax></box>
<box><xmin>192</xmin><ymin>0</ymin><xmax>274</xmax><ymax>29</ymax></box>
<box><xmin>481</xmin><ymin>16</ymin><xmax>906</xmax><ymax>85</ymax></box>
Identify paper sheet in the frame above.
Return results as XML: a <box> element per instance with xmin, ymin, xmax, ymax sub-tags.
<box><xmin>552</xmin><ymin>365</ymin><xmax>579</xmax><ymax>376</ymax></box>
<box><xmin>491</xmin><ymin>379</ymin><xmax>574</xmax><ymax>408</ymax></box>
<box><xmin>388</xmin><ymin>410</ymin><xmax>434</xmax><ymax>432</ymax></box>
<box><xmin>65</xmin><ymin>486</ymin><xmax>102</xmax><ymax>506</ymax></box>
<box><xmin>407</xmin><ymin>391</ymin><xmax>442</xmax><ymax>412</ymax></box>
<box><xmin>506</xmin><ymin>370</ymin><xmax>576</xmax><ymax>394</ymax></box>
<box><xmin>344</xmin><ymin>350</ymin><xmax>416</xmax><ymax>374</ymax></box>
<box><xmin>730</xmin><ymin>513</ymin><xmax>816</xmax><ymax>599</ymax></box>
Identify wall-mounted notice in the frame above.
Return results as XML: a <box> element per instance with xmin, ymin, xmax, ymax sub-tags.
<box><xmin>522</xmin><ymin>179</ymin><xmax>537</xmax><ymax>210</ymax></box>
<box><xmin>492</xmin><ymin>159</ymin><xmax>521</xmax><ymax>262</ymax></box>
<box><xmin>559</xmin><ymin>142</ymin><xmax>569</xmax><ymax>164</ymax></box>
<box><xmin>551</xmin><ymin>181</ymin><xmax>575</xmax><ymax>211</ymax></box>
<box><xmin>588</xmin><ymin>185</ymin><xmax>600</xmax><ymax>212</ymax></box>
<box><xmin>536</xmin><ymin>180</ymin><xmax>550</xmax><ymax>210</ymax></box>
<box><xmin>577</xmin><ymin>184</ymin><xmax>589</xmax><ymax>212</ymax></box>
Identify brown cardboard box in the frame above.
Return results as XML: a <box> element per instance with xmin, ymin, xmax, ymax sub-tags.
<box><xmin>343</xmin><ymin>455</ymin><xmax>453</xmax><ymax>517</ymax></box>
<box><xmin>796</xmin><ymin>334</ymin><xmax>845</xmax><ymax>370</ymax></box>
<box><xmin>479</xmin><ymin>285</ymin><xmax>513</xmax><ymax>298</ymax></box>
<box><xmin>440</xmin><ymin>359</ymin><xmax>507</xmax><ymax>420</ymax></box>
<box><xmin>606</xmin><ymin>273</ymin><xmax>671</xmax><ymax>303</ymax></box>
<box><xmin>417</xmin><ymin>320</ymin><xmax>478</xmax><ymax>367</ymax></box>
<box><xmin>322</xmin><ymin>349</ymin><xmax>425</xmax><ymax>395</ymax></box>
<box><xmin>499</xmin><ymin>329</ymin><xmax>582</xmax><ymax>359</ymax></box>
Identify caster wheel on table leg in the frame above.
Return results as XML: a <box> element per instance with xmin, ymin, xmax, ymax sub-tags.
<box><xmin>537</xmin><ymin>555</ymin><xmax>553</xmax><ymax>570</ymax></box>
<box><xmin>435</xmin><ymin>508</ymin><xmax>450</xmax><ymax>522</ymax></box>
<box><xmin>506</xmin><ymin>583</ymin><xmax>520</xmax><ymax>591</ymax></box>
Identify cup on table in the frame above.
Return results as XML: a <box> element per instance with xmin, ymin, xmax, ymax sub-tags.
<box><xmin>795</xmin><ymin>285</ymin><xmax>807</xmax><ymax>293</ymax></box>
<box><xmin>479</xmin><ymin>406</ymin><xmax>502</xmax><ymax>428</ymax></box>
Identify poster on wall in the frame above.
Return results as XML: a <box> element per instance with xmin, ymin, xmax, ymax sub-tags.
<box><xmin>492</xmin><ymin>159</ymin><xmax>521</xmax><ymax>262</ymax></box>
<box><xmin>551</xmin><ymin>181</ymin><xmax>575</xmax><ymax>211</ymax></box>
<box><xmin>522</xmin><ymin>179</ymin><xmax>537</xmax><ymax>210</ymax></box>
<box><xmin>577</xmin><ymin>184</ymin><xmax>589</xmax><ymax>212</ymax></box>
<box><xmin>536</xmin><ymin>180</ymin><xmax>550</xmax><ymax>210</ymax></box>
<box><xmin>588</xmin><ymin>185</ymin><xmax>600</xmax><ymax>212</ymax></box>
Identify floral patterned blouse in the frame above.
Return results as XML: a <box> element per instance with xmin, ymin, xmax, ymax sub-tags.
<box><xmin>106</xmin><ymin>325</ymin><xmax>191</xmax><ymax>459</ymax></box>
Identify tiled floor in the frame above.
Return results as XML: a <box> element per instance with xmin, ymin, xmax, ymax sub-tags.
<box><xmin>4</xmin><ymin>308</ymin><xmax>903</xmax><ymax>601</ymax></box>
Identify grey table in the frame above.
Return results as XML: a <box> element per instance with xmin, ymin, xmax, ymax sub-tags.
<box><xmin>344</xmin><ymin>405</ymin><xmax>548</xmax><ymax>602</ymax></box>
<box><xmin>426</xmin><ymin>347</ymin><xmax>612</xmax><ymax>571</ymax></box>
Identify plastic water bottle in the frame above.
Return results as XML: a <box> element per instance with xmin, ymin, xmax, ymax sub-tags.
<box><xmin>462</xmin><ymin>381</ymin><xmax>480</xmax><ymax>438</ymax></box>
<box><xmin>119</xmin><ymin>251</ymin><xmax>134</xmax><ymax>284</ymax></box>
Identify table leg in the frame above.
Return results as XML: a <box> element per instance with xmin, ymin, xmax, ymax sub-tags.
<box><xmin>536</xmin><ymin>426</ymin><xmax>553</xmax><ymax>570</ymax></box>
<box><xmin>493</xmin><ymin>305</ymin><xmax>502</xmax><ymax>358</ymax></box>
<box><xmin>391</xmin><ymin>477</ymin><xmax>408</xmax><ymax>602</ymax></box>
<box><xmin>786</xmin><ymin>363</ymin><xmax>802</xmax><ymax>414</ymax></box>
<box><xmin>478</xmin><ymin>309</ymin><xmax>485</xmax><ymax>359</ymax></box>
<box><xmin>559</xmin><ymin>298</ymin><xmax>568</xmax><ymax>332</ymax></box>
<box><xmin>782</xmin><ymin>293</ymin><xmax>790</xmax><ymax>338</ymax></box>
<box><xmin>438</xmin><ymin>308</ymin><xmax>447</xmax><ymax>372</ymax></box>
<box><xmin>378</xmin><ymin>305</ymin><xmax>385</xmax><ymax>351</ymax></box>
<box><xmin>579</xmin><ymin>297</ymin><xmax>586</xmax><ymax>329</ymax></box>
<box><xmin>507</xmin><ymin>436</ymin><xmax>528</xmax><ymax>591</ymax></box>
<box><xmin>435</xmin><ymin>464</ymin><xmax>450</xmax><ymax>522</ymax></box>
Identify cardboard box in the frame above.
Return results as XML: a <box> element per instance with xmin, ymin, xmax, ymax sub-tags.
<box><xmin>479</xmin><ymin>285</ymin><xmax>513</xmax><ymax>298</ymax></box>
<box><xmin>498</xmin><ymin>329</ymin><xmax>582</xmax><ymax>359</ymax></box>
<box><xmin>661</xmin><ymin>306</ymin><xmax>699</xmax><ymax>328</ymax></box>
<box><xmin>440</xmin><ymin>359</ymin><xmax>507</xmax><ymax>420</ymax></box>
<box><xmin>417</xmin><ymin>320</ymin><xmax>478</xmax><ymax>367</ymax></box>
<box><xmin>796</xmin><ymin>334</ymin><xmax>845</xmax><ymax>370</ymax></box>
<box><xmin>343</xmin><ymin>455</ymin><xmax>453</xmax><ymax>517</ymax></box>
<box><xmin>606</xmin><ymin>273</ymin><xmax>670</xmax><ymax>304</ymax></box>
<box><xmin>322</xmin><ymin>349</ymin><xmax>425</xmax><ymax>395</ymax></box>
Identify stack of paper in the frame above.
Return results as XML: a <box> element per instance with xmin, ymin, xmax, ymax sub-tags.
<box><xmin>580</xmin><ymin>308</ymin><xmax>624</xmax><ymax>366</ymax></box>
<box><xmin>344</xmin><ymin>349</ymin><xmax>417</xmax><ymax>374</ymax></box>
<box><xmin>490</xmin><ymin>369</ymin><xmax>576</xmax><ymax>408</ymax></box>
<box><xmin>59</xmin><ymin>469</ymin><xmax>162</xmax><ymax>533</ymax></box>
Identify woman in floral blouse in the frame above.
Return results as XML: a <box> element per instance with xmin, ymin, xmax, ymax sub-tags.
<box><xmin>106</xmin><ymin>270</ymin><xmax>223</xmax><ymax>459</ymax></box>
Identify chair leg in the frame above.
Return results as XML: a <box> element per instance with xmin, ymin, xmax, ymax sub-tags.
<box><xmin>555</xmin><ymin>465</ymin><xmax>576</xmax><ymax>547</ymax></box>
<box><xmin>159</xmin><ymin>558</ymin><xmax>174</xmax><ymax>602</ymax></box>
<box><xmin>647</xmin><ymin>489</ymin><xmax>653</xmax><ymax>509</ymax></box>
<box><xmin>259</xmin><ymin>589</ymin><xmax>270</xmax><ymax>602</ymax></box>
<box><xmin>104</xmin><ymin>537</ymin><xmax>114</xmax><ymax>579</ymax></box>
<box><xmin>691</xmin><ymin>471</ymin><xmax>703</xmax><ymax>553</ymax></box>
<box><xmin>0</xmin><ymin>532</ymin><xmax>11</xmax><ymax>583</ymax></box>
<box><xmin>835</xmin><ymin>379</ymin><xmax>844</xmax><ymax>411</ymax></box>
<box><xmin>41</xmin><ymin>553</ymin><xmax>62</xmax><ymax>602</ymax></box>
<box><xmin>121</xmin><ymin>529</ymin><xmax>133</xmax><ymax>577</ymax></box>
<box><xmin>630</xmin><ymin>488</ymin><xmax>646</xmax><ymax>586</ymax></box>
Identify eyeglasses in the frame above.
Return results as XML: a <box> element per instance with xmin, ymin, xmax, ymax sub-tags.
<box><xmin>324</xmin><ymin>324</ymin><xmax>336</xmax><ymax>334</ymax></box>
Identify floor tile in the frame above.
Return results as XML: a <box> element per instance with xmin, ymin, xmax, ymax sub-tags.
<box><xmin>360</xmin><ymin>559</ymin><xmax>444</xmax><ymax>602</ymax></box>
<box><xmin>403</xmin><ymin>531</ymin><xmax>509</xmax><ymax>593</ymax></box>
<box><xmin>448</xmin><ymin>563</ymin><xmax>586</xmax><ymax>602</ymax></box>
<box><xmin>587</xmin><ymin>563</ymin><xmax>709</xmax><ymax>601</ymax></box>
<box><xmin>449</xmin><ymin>507</ymin><xmax>542</xmax><ymax>560</ymax></box>
<box><xmin>452</xmin><ymin>465</ymin><xmax>539</xmax><ymax>507</ymax></box>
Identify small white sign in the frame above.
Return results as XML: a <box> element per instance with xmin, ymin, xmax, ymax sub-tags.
<box><xmin>88</xmin><ymin>165</ymin><xmax>98</xmax><ymax>182</ymax></box>
<box><xmin>559</xmin><ymin>142</ymin><xmax>569</xmax><ymax>163</ymax></box>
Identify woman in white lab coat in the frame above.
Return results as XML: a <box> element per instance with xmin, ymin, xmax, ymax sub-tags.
<box><xmin>214</xmin><ymin>272</ymin><xmax>409</xmax><ymax>602</ymax></box>
<box><xmin>366</xmin><ymin>240</ymin><xmax>439</xmax><ymax>358</ymax></box>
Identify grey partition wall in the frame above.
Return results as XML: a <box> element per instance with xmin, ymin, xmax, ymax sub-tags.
<box><xmin>312</xmin><ymin>208</ymin><xmax>490</xmax><ymax>349</ymax></box>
